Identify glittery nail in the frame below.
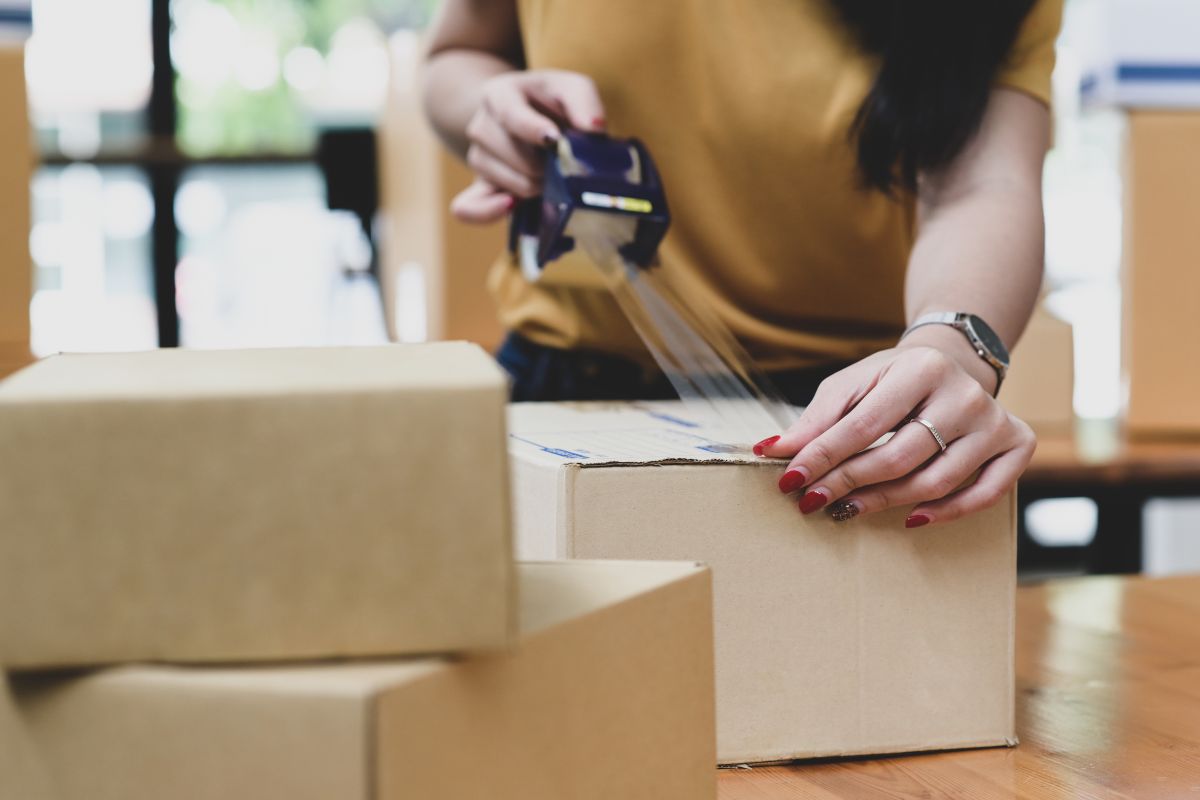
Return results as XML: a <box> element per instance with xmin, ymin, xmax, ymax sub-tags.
<box><xmin>829</xmin><ymin>500</ymin><xmax>860</xmax><ymax>522</ymax></box>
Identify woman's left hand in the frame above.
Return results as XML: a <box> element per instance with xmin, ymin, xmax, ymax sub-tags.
<box><xmin>755</xmin><ymin>330</ymin><xmax>1036</xmax><ymax>528</ymax></box>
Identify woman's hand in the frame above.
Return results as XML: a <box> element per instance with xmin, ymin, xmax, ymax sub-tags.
<box><xmin>755</xmin><ymin>326</ymin><xmax>1036</xmax><ymax>528</ymax></box>
<box><xmin>451</xmin><ymin>69</ymin><xmax>607</xmax><ymax>224</ymax></box>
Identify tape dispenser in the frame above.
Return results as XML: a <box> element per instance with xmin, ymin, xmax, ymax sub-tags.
<box><xmin>509</xmin><ymin>130</ymin><xmax>671</xmax><ymax>286</ymax></box>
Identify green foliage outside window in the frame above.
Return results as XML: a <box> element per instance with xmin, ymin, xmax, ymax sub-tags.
<box><xmin>176</xmin><ymin>0</ymin><xmax>437</xmax><ymax>155</ymax></box>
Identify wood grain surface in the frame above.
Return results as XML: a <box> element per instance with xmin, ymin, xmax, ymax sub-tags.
<box><xmin>718</xmin><ymin>574</ymin><xmax>1200</xmax><ymax>799</ymax></box>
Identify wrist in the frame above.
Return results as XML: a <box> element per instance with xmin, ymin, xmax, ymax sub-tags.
<box><xmin>897</xmin><ymin>324</ymin><xmax>1000</xmax><ymax>395</ymax></box>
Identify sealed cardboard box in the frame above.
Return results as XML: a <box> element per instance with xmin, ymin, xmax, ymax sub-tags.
<box><xmin>0</xmin><ymin>342</ymin><xmax>514</xmax><ymax>669</ymax></box>
<box><xmin>509</xmin><ymin>402</ymin><xmax>1016</xmax><ymax>765</ymax></box>
<box><xmin>1122</xmin><ymin>112</ymin><xmax>1200</xmax><ymax>436</ymax></box>
<box><xmin>0</xmin><ymin>43</ymin><xmax>32</xmax><ymax>360</ymax></box>
<box><xmin>1001</xmin><ymin>303</ymin><xmax>1074</xmax><ymax>432</ymax></box>
<box><xmin>14</xmin><ymin>560</ymin><xmax>716</xmax><ymax>800</ymax></box>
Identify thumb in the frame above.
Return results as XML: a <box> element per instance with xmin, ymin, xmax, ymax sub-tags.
<box><xmin>450</xmin><ymin>179</ymin><xmax>515</xmax><ymax>225</ymax></box>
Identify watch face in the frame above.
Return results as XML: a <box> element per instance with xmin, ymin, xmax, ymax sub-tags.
<box><xmin>966</xmin><ymin>315</ymin><xmax>1010</xmax><ymax>364</ymax></box>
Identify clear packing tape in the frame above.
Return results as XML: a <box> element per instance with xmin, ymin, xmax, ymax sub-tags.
<box><xmin>557</xmin><ymin>141</ymin><xmax>796</xmax><ymax>443</ymax></box>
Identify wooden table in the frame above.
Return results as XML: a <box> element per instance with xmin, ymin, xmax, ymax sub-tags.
<box><xmin>1019</xmin><ymin>422</ymin><xmax>1200</xmax><ymax>574</ymax></box>
<box><xmin>718</xmin><ymin>573</ymin><xmax>1200</xmax><ymax>799</ymax></box>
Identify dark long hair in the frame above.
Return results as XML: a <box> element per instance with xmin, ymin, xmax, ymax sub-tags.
<box><xmin>830</xmin><ymin>0</ymin><xmax>1038</xmax><ymax>195</ymax></box>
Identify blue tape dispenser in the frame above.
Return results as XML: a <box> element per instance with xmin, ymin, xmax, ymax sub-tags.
<box><xmin>509</xmin><ymin>131</ymin><xmax>671</xmax><ymax>283</ymax></box>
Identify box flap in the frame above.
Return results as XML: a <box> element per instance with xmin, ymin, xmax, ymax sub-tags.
<box><xmin>0</xmin><ymin>342</ymin><xmax>504</xmax><ymax>403</ymax></box>
<box><xmin>517</xmin><ymin>560</ymin><xmax>708</xmax><ymax>634</ymax></box>
<box><xmin>509</xmin><ymin>401</ymin><xmax>778</xmax><ymax>467</ymax></box>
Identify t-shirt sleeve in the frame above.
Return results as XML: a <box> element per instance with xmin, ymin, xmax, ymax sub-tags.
<box><xmin>995</xmin><ymin>0</ymin><xmax>1065</xmax><ymax>106</ymax></box>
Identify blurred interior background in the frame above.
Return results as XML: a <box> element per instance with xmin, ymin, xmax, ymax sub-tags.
<box><xmin>7</xmin><ymin>0</ymin><xmax>1200</xmax><ymax>578</ymax></box>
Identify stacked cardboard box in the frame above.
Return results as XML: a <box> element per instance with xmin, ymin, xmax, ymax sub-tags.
<box><xmin>509</xmin><ymin>401</ymin><xmax>1018</xmax><ymax>765</ymax></box>
<box><xmin>0</xmin><ymin>343</ymin><xmax>516</xmax><ymax>668</ymax></box>
<box><xmin>0</xmin><ymin>42</ymin><xmax>33</xmax><ymax>379</ymax></box>
<box><xmin>0</xmin><ymin>345</ymin><xmax>718</xmax><ymax>798</ymax></box>
<box><xmin>12</xmin><ymin>561</ymin><xmax>715</xmax><ymax>800</ymax></box>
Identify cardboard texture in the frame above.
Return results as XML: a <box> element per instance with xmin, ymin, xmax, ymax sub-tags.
<box><xmin>1</xmin><ymin>675</ymin><xmax>55</xmax><ymax>800</ymax></box>
<box><xmin>13</xmin><ymin>560</ymin><xmax>717</xmax><ymax>800</ymax></box>
<box><xmin>1122</xmin><ymin>112</ymin><xmax>1200</xmax><ymax>436</ymax></box>
<box><xmin>378</xmin><ymin>32</ymin><xmax>506</xmax><ymax>350</ymax></box>
<box><xmin>0</xmin><ymin>45</ymin><xmax>32</xmax><ymax>363</ymax></box>
<box><xmin>508</xmin><ymin>402</ymin><xmax>1017</xmax><ymax>765</ymax></box>
<box><xmin>1001</xmin><ymin>304</ymin><xmax>1074</xmax><ymax>432</ymax></box>
<box><xmin>0</xmin><ymin>342</ymin><xmax>514</xmax><ymax>669</ymax></box>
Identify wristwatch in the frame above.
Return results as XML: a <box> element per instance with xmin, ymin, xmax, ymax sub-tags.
<box><xmin>901</xmin><ymin>312</ymin><xmax>1010</xmax><ymax>395</ymax></box>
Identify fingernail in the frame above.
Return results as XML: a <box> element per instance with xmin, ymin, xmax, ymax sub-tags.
<box><xmin>905</xmin><ymin>514</ymin><xmax>931</xmax><ymax>529</ymax></box>
<box><xmin>799</xmin><ymin>489</ymin><xmax>829</xmax><ymax>515</ymax></box>
<box><xmin>778</xmin><ymin>469</ymin><xmax>807</xmax><ymax>494</ymax></box>
<box><xmin>753</xmin><ymin>435</ymin><xmax>780</xmax><ymax>457</ymax></box>
<box><xmin>829</xmin><ymin>500</ymin><xmax>860</xmax><ymax>522</ymax></box>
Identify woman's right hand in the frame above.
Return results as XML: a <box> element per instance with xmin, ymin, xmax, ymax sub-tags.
<box><xmin>451</xmin><ymin>69</ymin><xmax>608</xmax><ymax>224</ymax></box>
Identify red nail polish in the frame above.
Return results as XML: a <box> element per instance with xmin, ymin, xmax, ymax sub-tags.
<box><xmin>506</xmin><ymin>195</ymin><xmax>517</xmax><ymax>210</ymax></box>
<box><xmin>592</xmin><ymin>116</ymin><xmax>607</xmax><ymax>130</ymax></box>
<box><xmin>778</xmin><ymin>470</ymin><xmax>807</xmax><ymax>494</ymax></box>
<box><xmin>799</xmin><ymin>489</ymin><xmax>829</xmax><ymax>515</ymax></box>
<box><xmin>753</xmin><ymin>435</ymin><xmax>780</xmax><ymax>457</ymax></box>
<box><xmin>905</xmin><ymin>514</ymin><xmax>931</xmax><ymax>529</ymax></box>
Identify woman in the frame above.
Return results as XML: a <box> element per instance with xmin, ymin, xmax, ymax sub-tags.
<box><xmin>422</xmin><ymin>0</ymin><xmax>1061</xmax><ymax>528</ymax></box>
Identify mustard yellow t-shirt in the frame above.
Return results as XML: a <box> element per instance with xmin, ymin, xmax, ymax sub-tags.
<box><xmin>490</xmin><ymin>0</ymin><xmax>1063</xmax><ymax>371</ymax></box>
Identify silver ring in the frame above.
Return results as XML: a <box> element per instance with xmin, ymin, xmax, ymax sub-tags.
<box><xmin>910</xmin><ymin>417</ymin><xmax>948</xmax><ymax>453</ymax></box>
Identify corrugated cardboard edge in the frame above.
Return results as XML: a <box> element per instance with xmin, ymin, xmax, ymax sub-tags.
<box><xmin>560</xmin><ymin>466</ymin><xmax>579</xmax><ymax>559</ymax></box>
<box><xmin>491</xmin><ymin>386</ymin><xmax>519</xmax><ymax>649</ymax></box>
<box><xmin>720</xmin><ymin>736</ymin><xmax>1018</xmax><ymax>769</ymax></box>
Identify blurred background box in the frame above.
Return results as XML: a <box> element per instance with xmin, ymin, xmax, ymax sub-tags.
<box><xmin>13</xmin><ymin>560</ymin><xmax>716</xmax><ymax>800</ymax></box>
<box><xmin>509</xmin><ymin>402</ymin><xmax>1016</xmax><ymax>765</ymax></box>
<box><xmin>1121</xmin><ymin>112</ymin><xmax>1200</xmax><ymax>437</ymax></box>
<box><xmin>0</xmin><ymin>41</ymin><xmax>32</xmax><ymax>371</ymax></box>
<box><xmin>1077</xmin><ymin>0</ymin><xmax>1200</xmax><ymax>109</ymax></box>
<box><xmin>0</xmin><ymin>342</ymin><xmax>514</xmax><ymax>670</ymax></box>
<box><xmin>377</xmin><ymin>31</ymin><xmax>505</xmax><ymax>351</ymax></box>
<box><xmin>1001</xmin><ymin>303</ymin><xmax>1075</xmax><ymax>433</ymax></box>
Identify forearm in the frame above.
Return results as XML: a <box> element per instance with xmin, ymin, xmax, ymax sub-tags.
<box><xmin>900</xmin><ymin>176</ymin><xmax>1044</xmax><ymax>391</ymax></box>
<box><xmin>899</xmin><ymin>88</ymin><xmax>1049</xmax><ymax>392</ymax></box>
<box><xmin>422</xmin><ymin>49</ymin><xmax>519</xmax><ymax>159</ymax></box>
<box><xmin>904</xmin><ymin>178</ymin><xmax>1044</xmax><ymax>345</ymax></box>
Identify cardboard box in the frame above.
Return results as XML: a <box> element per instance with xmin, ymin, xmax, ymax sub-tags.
<box><xmin>0</xmin><ymin>44</ymin><xmax>32</xmax><ymax>362</ymax></box>
<box><xmin>0</xmin><ymin>340</ymin><xmax>33</xmax><ymax>380</ymax></box>
<box><xmin>509</xmin><ymin>402</ymin><xmax>1017</xmax><ymax>764</ymax></box>
<box><xmin>378</xmin><ymin>32</ymin><xmax>506</xmax><ymax>350</ymax></box>
<box><xmin>1</xmin><ymin>676</ymin><xmax>54</xmax><ymax>800</ymax></box>
<box><xmin>0</xmin><ymin>342</ymin><xmax>514</xmax><ymax>669</ymax></box>
<box><xmin>1001</xmin><ymin>303</ymin><xmax>1074</xmax><ymax>432</ymax></box>
<box><xmin>13</xmin><ymin>560</ymin><xmax>716</xmax><ymax>800</ymax></box>
<box><xmin>1122</xmin><ymin>112</ymin><xmax>1200</xmax><ymax>436</ymax></box>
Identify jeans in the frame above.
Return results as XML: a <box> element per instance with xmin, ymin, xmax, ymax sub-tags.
<box><xmin>496</xmin><ymin>332</ymin><xmax>846</xmax><ymax>407</ymax></box>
